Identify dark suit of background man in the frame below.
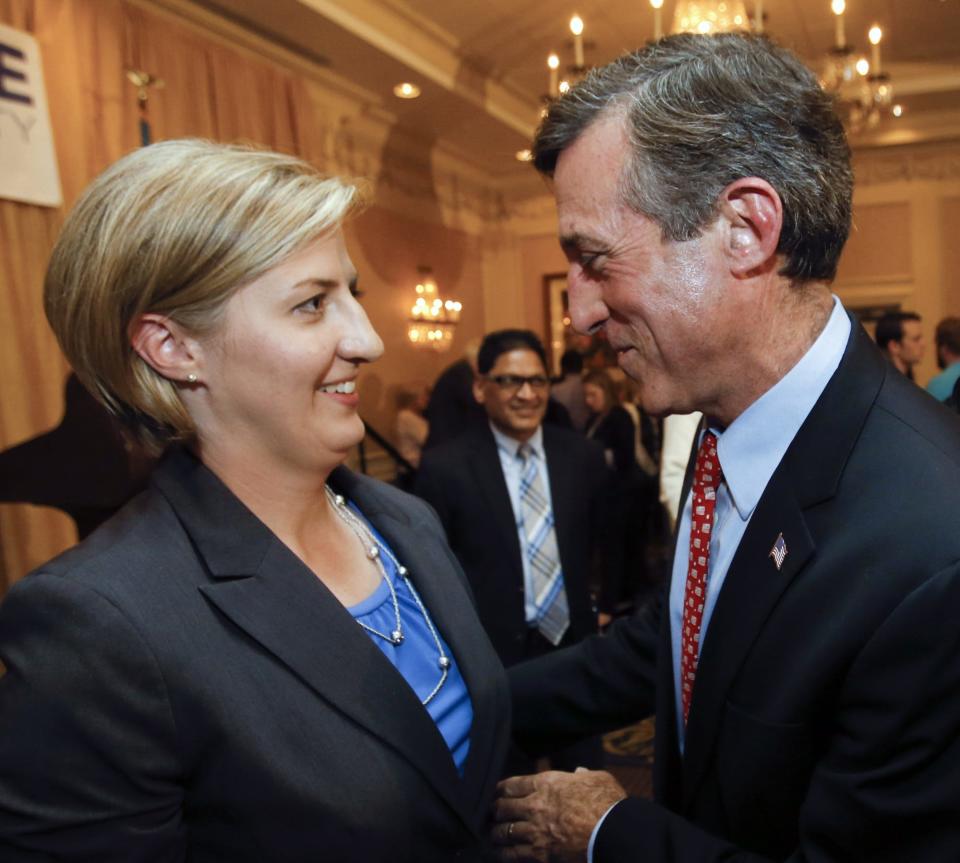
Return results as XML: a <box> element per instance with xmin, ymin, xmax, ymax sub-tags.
<box><xmin>491</xmin><ymin>33</ymin><xmax>960</xmax><ymax>863</ymax></box>
<box><xmin>415</xmin><ymin>329</ymin><xmax>607</xmax><ymax>768</ymax></box>
<box><xmin>423</xmin><ymin>338</ymin><xmax>486</xmax><ymax>450</ymax></box>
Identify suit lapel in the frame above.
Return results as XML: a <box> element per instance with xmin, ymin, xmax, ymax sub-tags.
<box><xmin>678</xmin><ymin>320</ymin><xmax>887</xmax><ymax>806</ymax></box>
<box><xmin>467</xmin><ymin>428</ymin><xmax>523</xmax><ymax>570</ymax></box>
<box><xmin>153</xmin><ymin>450</ymin><xmax>479</xmax><ymax>835</ymax></box>
<box><xmin>655</xmin><ymin>417</ymin><xmax>702</xmax><ymax>806</ymax></box>
<box><xmin>335</xmin><ymin>467</ymin><xmax>509</xmax><ymax>825</ymax></box>
<box><xmin>680</xmin><ymin>472</ymin><xmax>815</xmax><ymax>803</ymax></box>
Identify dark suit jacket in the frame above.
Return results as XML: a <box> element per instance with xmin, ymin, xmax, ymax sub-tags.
<box><xmin>0</xmin><ymin>448</ymin><xmax>510</xmax><ymax>862</ymax></box>
<box><xmin>414</xmin><ymin>424</ymin><xmax>606</xmax><ymax>667</ymax></box>
<box><xmin>510</xmin><ymin>321</ymin><xmax>960</xmax><ymax>860</ymax></box>
<box><xmin>424</xmin><ymin>359</ymin><xmax>487</xmax><ymax>450</ymax></box>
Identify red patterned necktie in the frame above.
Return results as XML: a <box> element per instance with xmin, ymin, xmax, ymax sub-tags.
<box><xmin>681</xmin><ymin>431</ymin><xmax>723</xmax><ymax>725</ymax></box>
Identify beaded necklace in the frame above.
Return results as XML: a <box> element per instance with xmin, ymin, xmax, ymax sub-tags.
<box><xmin>325</xmin><ymin>487</ymin><xmax>450</xmax><ymax>705</ymax></box>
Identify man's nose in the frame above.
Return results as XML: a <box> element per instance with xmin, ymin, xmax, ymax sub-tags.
<box><xmin>567</xmin><ymin>273</ymin><xmax>608</xmax><ymax>335</ymax></box>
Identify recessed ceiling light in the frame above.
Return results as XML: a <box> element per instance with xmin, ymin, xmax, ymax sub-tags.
<box><xmin>892</xmin><ymin>103</ymin><xmax>903</xmax><ymax>117</ymax></box>
<box><xmin>393</xmin><ymin>82</ymin><xmax>421</xmax><ymax>99</ymax></box>
<box><xmin>515</xmin><ymin>149</ymin><xmax>533</xmax><ymax>162</ymax></box>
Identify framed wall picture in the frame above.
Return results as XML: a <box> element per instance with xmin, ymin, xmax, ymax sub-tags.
<box><xmin>543</xmin><ymin>273</ymin><xmax>569</xmax><ymax>376</ymax></box>
<box><xmin>845</xmin><ymin>301</ymin><xmax>902</xmax><ymax>339</ymax></box>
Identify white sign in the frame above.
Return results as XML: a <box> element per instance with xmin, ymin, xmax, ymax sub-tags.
<box><xmin>0</xmin><ymin>23</ymin><xmax>62</xmax><ymax>207</ymax></box>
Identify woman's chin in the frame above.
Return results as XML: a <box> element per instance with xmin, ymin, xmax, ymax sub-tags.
<box><xmin>323</xmin><ymin>419</ymin><xmax>367</xmax><ymax>461</ymax></box>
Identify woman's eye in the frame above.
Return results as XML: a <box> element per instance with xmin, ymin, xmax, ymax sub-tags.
<box><xmin>297</xmin><ymin>293</ymin><xmax>326</xmax><ymax>314</ymax></box>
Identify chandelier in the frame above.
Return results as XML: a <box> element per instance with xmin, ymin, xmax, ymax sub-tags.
<box><xmin>407</xmin><ymin>267</ymin><xmax>462</xmax><ymax>353</ymax></box>
<box><xmin>540</xmin><ymin>2</ymin><xmax>896</xmax><ymax>133</ymax></box>
<box><xmin>821</xmin><ymin>3</ymin><xmax>894</xmax><ymax>131</ymax></box>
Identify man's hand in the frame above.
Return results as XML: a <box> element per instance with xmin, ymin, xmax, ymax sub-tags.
<box><xmin>491</xmin><ymin>768</ymin><xmax>627</xmax><ymax>862</ymax></box>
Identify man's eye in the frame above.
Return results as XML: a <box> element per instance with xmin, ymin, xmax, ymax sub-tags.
<box><xmin>580</xmin><ymin>253</ymin><xmax>605</xmax><ymax>275</ymax></box>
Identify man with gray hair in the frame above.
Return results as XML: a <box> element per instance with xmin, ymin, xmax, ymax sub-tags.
<box><xmin>493</xmin><ymin>33</ymin><xmax>960</xmax><ymax>862</ymax></box>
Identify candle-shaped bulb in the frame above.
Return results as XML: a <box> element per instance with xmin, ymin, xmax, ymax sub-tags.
<box><xmin>570</xmin><ymin>15</ymin><xmax>585</xmax><ymax>68</ymax></box>
<box><xmin>650</xmin><ymin>0</ymin><xmax>663</xmax><ymax>39</ymax></box>
<box><xmin>831</xmin><ymin>0</ymin><xmax>846</xmax><ymax>48</ymax></box>
<box><xmin>869</xmin><ymin>25</ymin><xmax>882</xmax><ymax>75</ymax></box>
<box><xmin>547</xmin><ymin>52</ymin><xmax>560</xmax><ymax>97</ymax></box>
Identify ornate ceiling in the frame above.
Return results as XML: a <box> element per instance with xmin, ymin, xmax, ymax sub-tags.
<box><xmin>189</xmin><ymin>0</ymin><xmax>960</xmax><ymax>181</ymax></box>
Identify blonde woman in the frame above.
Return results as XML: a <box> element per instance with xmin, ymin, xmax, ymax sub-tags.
<box><xmin>0</xmin><ymin>140</ymin><xmax>508</xmax><ymax>862</ymax></box>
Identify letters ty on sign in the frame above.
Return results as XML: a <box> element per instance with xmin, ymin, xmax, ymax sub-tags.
<box><xmin>0</xmin><ymin>23</ymin><xmax>61</xmax><ymax>207</ymax></box>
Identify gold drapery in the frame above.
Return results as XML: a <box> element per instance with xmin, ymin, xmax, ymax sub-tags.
<box><xmin>0</xmin><ymin>0</ymin><xmax>332</xmax><ymax>589</ymax></box>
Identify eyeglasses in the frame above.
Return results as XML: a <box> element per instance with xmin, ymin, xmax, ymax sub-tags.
<box><xmin>485</xmin><ymin>374</ymin><xmax>549</xmax><ymax>393</ymax></box>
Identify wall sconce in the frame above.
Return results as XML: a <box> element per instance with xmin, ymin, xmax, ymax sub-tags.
<box><xmin>407</xmin><ymin>267</ymin><xmax>462</xmax><ymax>352</ymax></box>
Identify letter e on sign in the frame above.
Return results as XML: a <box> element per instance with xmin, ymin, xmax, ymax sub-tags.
<box><xmin>0</xmin><ymin>23</ymin><xmax>61</xmax><ymax>207</ymax></box>
<box><xmin>0</xmin><ymin>41</ymin><xmax>32</xmax><ymax>105</ymax></box>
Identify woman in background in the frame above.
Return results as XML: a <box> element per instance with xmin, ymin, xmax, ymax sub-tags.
<box><xmin>583</xmin><ymin>368</ymin><xmax>637</xmax><ymax>472</ymax></box>
<box><xmin>395</xmin><ymin>383</ymin><xmax>430</xmax><ymax>469</ymax></box>
<box><xmin>583</xmin><ymin>368</ymin><xmax>661</xmax><ymax>615</ymax></box>
<box><xmin>0</xmin><ymin>140</ymin><xmax>508</xmax><ymax>862</ymax></box>
<box><xmin>616</xmin><ymin>375</ymin><xmax>659</xmax><ymax>477</ymax></box>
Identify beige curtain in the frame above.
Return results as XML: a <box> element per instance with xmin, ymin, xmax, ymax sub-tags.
<box><xmin>0</xmin><ymin>0</ymin><xmax>328</xmax><ymax>590</ymax></box>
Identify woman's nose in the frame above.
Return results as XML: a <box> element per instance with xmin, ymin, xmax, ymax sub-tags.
<box><xmin>339</xmin><ymin>301</ymin><xmax>384</xmax><ymax>363</ymax></box>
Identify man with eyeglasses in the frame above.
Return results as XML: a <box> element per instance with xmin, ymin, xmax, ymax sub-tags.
<box><xmin>415</xmin><ymin>329</ymin><xmax>609</xmax><ymax>770</ymax></box>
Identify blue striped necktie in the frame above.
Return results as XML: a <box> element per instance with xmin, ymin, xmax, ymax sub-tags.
<box><xmin>517</xmin><ymin>442</ymin><xmax>569</xmax><ymax>645</ymax></box>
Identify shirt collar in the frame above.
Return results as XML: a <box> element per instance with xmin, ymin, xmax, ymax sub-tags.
<box><xmin>489</xmin><ymin>421</ymin><xmax>544</xmax><ymax>460</ymax></box>
<box><xmin>714</xmin><ymin>296</ymin><xmax>850</xmax><ymax>520</ymax></box>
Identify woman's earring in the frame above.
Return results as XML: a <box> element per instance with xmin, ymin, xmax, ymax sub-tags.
<box><xmin>186</xmin><ymin>372</ymin><xmax>198</xmax><ymax>384</ymax></box>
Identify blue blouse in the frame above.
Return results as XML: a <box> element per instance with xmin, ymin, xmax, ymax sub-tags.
<box><xmin>346</xmin><ymin>504</ymin><xmax>473</xmax><ymax>774</ymax></box>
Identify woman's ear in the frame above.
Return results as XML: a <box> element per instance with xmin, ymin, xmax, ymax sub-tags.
<box><xmin>130</xmin><ymin>313</ymin><xmax>202</xmax><ymax>384</ymax></box>
<box><xmin>718</xmin><ymin>177</ymin><xmax>783</xmax><ymax>278</ymax></box>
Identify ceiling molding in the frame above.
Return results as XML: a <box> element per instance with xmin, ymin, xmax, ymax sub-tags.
<box><xmin>854</xmin><ymin>142</ymin><xmax>960</xmax><ymax>186</ymax></box>
<box><xmin>298</xmin><ymin>0</ymin><xmax>536</xmax><ymax>138</ymax></box>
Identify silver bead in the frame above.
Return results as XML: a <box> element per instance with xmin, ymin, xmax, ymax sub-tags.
<box><xmin>438</xmin><ymin>656</ymin><xmax>451</xmax><ymax>669</ymax></box>
<box><xmin>391</xmin><ymin>630</ymin><xmax>403</xmax><ymax>644</ymax></box>
<box><xmin>367</xmin><ymin>546</ymin><xmax>379</xmax><ymax>560</ymax></box>
<box><xmin>397</xmin><ymin>566</ymin><xmax>408</xmax><ymax>576</ymax></box>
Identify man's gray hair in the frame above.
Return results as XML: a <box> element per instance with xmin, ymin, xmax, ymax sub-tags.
<box><xmin>533</xmin><ymin>33</ymin><xmax>853</xmax><ymax>283</ymax></box>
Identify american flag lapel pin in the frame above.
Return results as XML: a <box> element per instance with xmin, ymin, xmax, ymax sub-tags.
<box><xmin>769</xmin><ymin>533</ymin><xmax>788</xmax><ymax>571</ymax></box>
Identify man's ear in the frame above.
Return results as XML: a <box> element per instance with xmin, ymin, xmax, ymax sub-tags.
<box><xmin>472</xmin><ymin>377</ymin><xmax>486</xmax><ymax>406</ymax></box>
<box><xmin>718</xmin><ymin>177</ymin><xmax>783</xmax><ymax>278</ymax></box>
<box><xmin>130</xmin><ymin>313</ymin><xmax>202</xmax><ymax>384</ymax></box>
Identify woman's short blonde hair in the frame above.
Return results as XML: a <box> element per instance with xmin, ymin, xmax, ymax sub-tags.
<box><xmin>44</xmin><ymin>139</ymin><xmax>363</xmax><ymax>454</ymax></box>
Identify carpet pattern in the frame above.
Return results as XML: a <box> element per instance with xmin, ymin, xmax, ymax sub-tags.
<box><xmin>602</xmin><ymin>717</ymin><xmax>655</xmax><ymax>799</ymax></box>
